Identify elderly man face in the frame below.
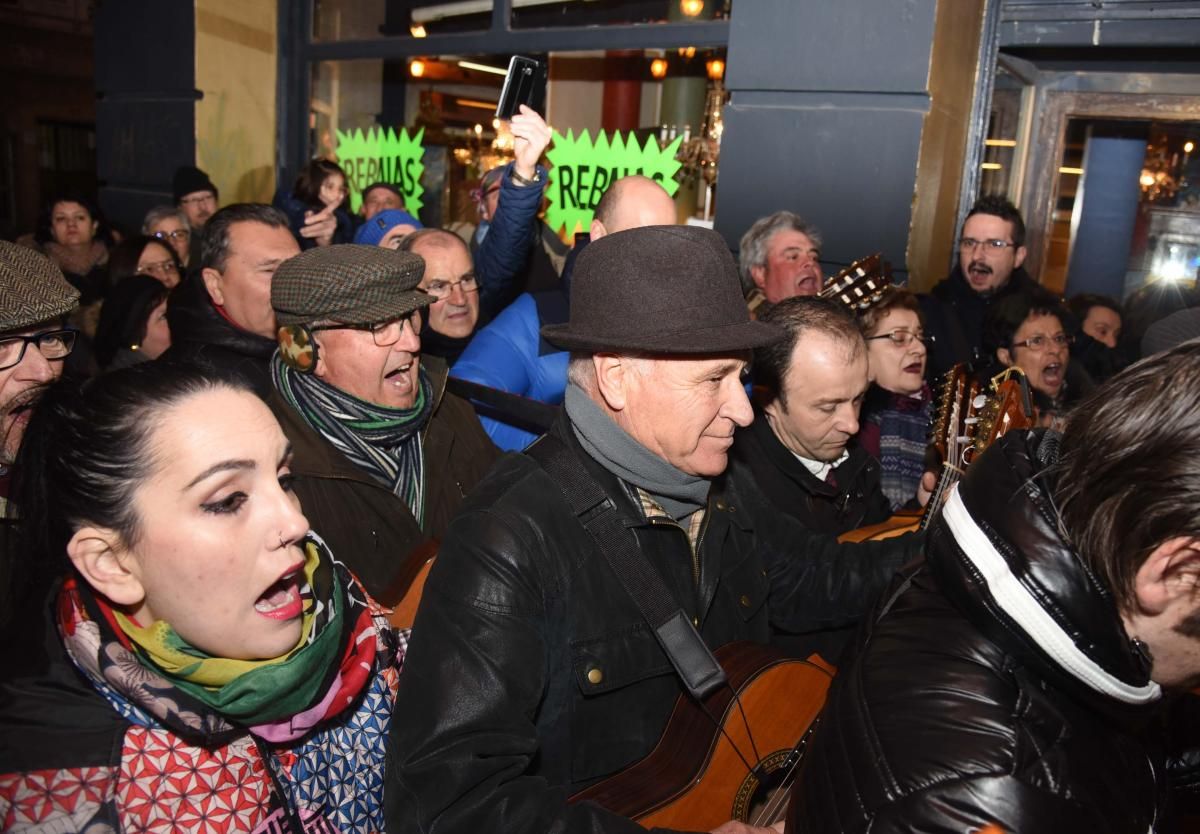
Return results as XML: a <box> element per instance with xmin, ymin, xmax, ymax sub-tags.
<box><xmin>764</xmin><ymin>330</ymin><xmax>870</xmax><ymax>462</ymax></box>
<box><xmin>751</xmin><ymin>229</ymin><xmax>823</xmax><ymax>303</ymax></box>
<box><xmin>314</xmin><ymin>311</ymin><xmax>424</xmax><ymax>410</ymax></box>
<box><xmin>596</xmin><ymin>352</ymin><xmax>754</xmax><ymax>477</ymax></box>
<box><xmin>410</xmin><ymin>234</ymin><xmax>479</xmax><ymax>340</ymax></box>
<box><xmin>0</xmin><ymin>324</ymin><xmax>71</xmax><ymax>463</ymax></box>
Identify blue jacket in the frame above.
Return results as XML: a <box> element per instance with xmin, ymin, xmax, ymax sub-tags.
<box><xmin>452</xmin><ymin>291</ymin><xmax>568</xmax><ymax>450</ymax></box>
<box><xmin>474</xmin><ymin>163</ymin><xmax>548</xmax><ymax>319</ymax></box>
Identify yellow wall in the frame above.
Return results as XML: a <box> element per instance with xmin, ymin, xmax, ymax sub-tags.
<box><xmin>194</xmin><ymin>2</ymin><xmax>277</xmax><ymax>204</ymax></box>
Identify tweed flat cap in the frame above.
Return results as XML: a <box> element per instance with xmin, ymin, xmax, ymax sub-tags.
<box><xmin>542</xmin><ymin>225</ymin><xmax>784</xmax><ymax>354</ymax></box>
<box><xmin>0</xmin><ymin>241</ymin><xmax>80</xmax><ymax>333</ymax></box>
<box><xmin>271</xmin><ymin>244</ymin><xmax>433</xmax><ymax>327</ymax></box>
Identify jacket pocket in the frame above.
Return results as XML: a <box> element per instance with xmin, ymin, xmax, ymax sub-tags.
<box><xmin>567</xmin><ymin>624</ymin><xmax>678</xmax><ymax>784</ymax></box>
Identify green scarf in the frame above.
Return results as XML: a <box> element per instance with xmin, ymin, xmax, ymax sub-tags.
<box><xmin>114</xmin><ymin>541</ymin><xmax>345</xmax><ymax>725</ymax></box>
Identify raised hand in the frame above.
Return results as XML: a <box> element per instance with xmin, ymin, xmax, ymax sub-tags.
<box><xmin>508</xmin><ymin>104</ymin><xmax>552</xmax><ymax>184</ymax></box>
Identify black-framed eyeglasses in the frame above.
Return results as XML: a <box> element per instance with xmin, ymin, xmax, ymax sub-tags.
<box><xmin>424</xmin><ymin>275</ymin><xmax>479</xmax><ymax>300</ymax></box>
<box><xmin>959</xmin><ymin>237</ymin><xmax>1017</xmax><ymax>251</ymax></box>
<box><xmin>154</xmin><ymin>229</ymin><xmax>190</xmax><ymax>243</ymax></box>
<box><xmin>1011</xmin><ymin>333</ymin><xmax>1071</xmax><ymax>352</ymax></box>
<box><xmin>311</xmin><ymin>312</ymin><xmax>420</xmax><ymax>347</ymax></box>
<box><xmin>866</xmin><ymin>329</ymin><xmax>931</xmax><ymax>347</ymax></box>
<box><xmin>0</xmin><ymin>329</ymin><xmax>77</xmax><ymax>371</ymax></box>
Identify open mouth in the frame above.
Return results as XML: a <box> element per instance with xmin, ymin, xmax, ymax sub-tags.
<box><xmin>255</xmin><ymin>562</ymin><xmax>305</xmax><ymax>620</ymax></box>
<box><xmin>903</xmin><ymin>361</ymin><xmax>924</xmax><ymax>374</ymax></box>
<box><xmin>386</xmin><ymin>361</ymin><xmax>414</xmax><ymax>389</ymax></box>
<box><xmin>1042</xmin><ymin>362</ymin><xmax>1063</xmax><ymax>388</ymax></box>
<box><xmin>796</xmin><ymin>274</ymin><xmax>819</xmax><ymax>295</ymax></box>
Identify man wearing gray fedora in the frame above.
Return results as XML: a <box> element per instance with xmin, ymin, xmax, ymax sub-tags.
<box><xmin>386</xmin><ymin>225</ymin><xmax>916</xmax><ymax>834</ymax></box>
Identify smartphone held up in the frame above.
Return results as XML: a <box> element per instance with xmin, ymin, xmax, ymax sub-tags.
<box><xmin>495</xmin><ymin>56</ymin><xmax>548</xmax><ymax>121</ymax></box>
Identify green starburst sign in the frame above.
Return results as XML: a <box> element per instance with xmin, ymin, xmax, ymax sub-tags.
<box><xmin>544</xmin><ymin>130</ymin><xmax>682</xmax><ymax>237</ymax></box>
<box><xmin>335</xmin><ymin>126</ymin><xmax>426</xmax><ymax>215</ymax></box>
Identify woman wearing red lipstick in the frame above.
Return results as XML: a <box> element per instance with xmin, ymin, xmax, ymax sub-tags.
<box><xmin>856</xmin><ymin>288</ymin><xmax>934</xmax><ymax>510</ymax></box>
<box><xmin>0</xmin><ymin>362</ymin><xmax>405</xmax><ymax>833</ymax></box>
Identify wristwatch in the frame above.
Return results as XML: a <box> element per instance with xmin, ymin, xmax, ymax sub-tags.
<box><xmin>509</xmin><ymin>167</ymin><xmax>543</xmax><ymax>186</ymax></box>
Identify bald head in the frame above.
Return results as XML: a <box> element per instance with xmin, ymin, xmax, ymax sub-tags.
<box><xmin>400</xmin><ymin>227</ymin><xmax>469</xmax><ymax>258</ymax></box>
<box><xmin>591</xmin><ymin>175</ymin><xmax>676</xmax><ymax>240</ymax></box>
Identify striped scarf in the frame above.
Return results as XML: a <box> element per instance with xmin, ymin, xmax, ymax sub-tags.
<box><xmin>272</xmin><ymin>354</ymin><xmax>434</xmax><ymax>525</ymax></box>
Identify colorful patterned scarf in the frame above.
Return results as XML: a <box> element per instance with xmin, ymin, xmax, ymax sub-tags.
<box><xmin>58</xmin><ymin>534</ymin><xmax>381</xmax><ymax>742</ymax></box>
<box><xmin>272</xmin><ymin>354</ymin><xmax>433</xmax><ymax>525</ymax></box>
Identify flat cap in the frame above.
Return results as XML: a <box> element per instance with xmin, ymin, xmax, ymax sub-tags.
<box><xmin>0</xmin><ymin>241</ymin><xmax>80</xmax><ymax>333</ymax></box>
<box><xmin>271</xmin><ymin>244</ymin><xmax>433</xmax><ymax>327</ymax></box>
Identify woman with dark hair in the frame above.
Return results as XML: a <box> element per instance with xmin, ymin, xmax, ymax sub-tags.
<box><xmin>92</xmin><ymin>275</ymin><xmax>171</xmax><ymax>369</ymax></box>
<box><xmin>277</xmin><ymin>158</ymin><xmax>354</xmax><ymax>249</ymax></box>
<box><xmin>108</xmin><ymin>234</ymin><xmax>183</xmax><ymax>290</ymax></box>
<box><xmin>0</xmin><ymin>362</ymin><xmax>405</xmax><ymax>833</ymax></box>
<box><xmin>17</xmin><ymin>194</ymin><xmax>114</xmax><ymax>340</ymax></box>
<box><xmin>856</xmin><ymin>287</ymin><xmax>934</xmax><ymax>510</ymax></box>
<box><xmin>982</xmin><ymin>288</ymin><xmax>1091</xmax><ymax>427</ymax></box>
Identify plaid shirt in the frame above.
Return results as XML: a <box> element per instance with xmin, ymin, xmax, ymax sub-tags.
<box><xmin>633</xmin><ymin>487</ymin><xmax>706</xmax><ymax>551</ymax></box>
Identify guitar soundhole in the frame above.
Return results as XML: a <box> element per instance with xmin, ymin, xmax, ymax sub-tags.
<box><xmin>731</xmin><ymin>749</ymin><xmax>797</xmax><ymax>823</ymax></box>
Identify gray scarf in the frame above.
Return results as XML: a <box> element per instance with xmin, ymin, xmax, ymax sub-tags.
<box><xmin>564</xmin><ymin>383</ymin><xmax>710</xmax><ymax>520</ymax></box>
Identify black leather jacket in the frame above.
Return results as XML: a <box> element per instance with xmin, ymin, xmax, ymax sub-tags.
<box><xmin>791</xmin><ymin>430</ymin><xmax>1166</xmax><ymax>833</ymax></box>
<box><xmin>384</xmin><ymin>415</ymin><xmax>911</xmax><ymax>834</ymax></box>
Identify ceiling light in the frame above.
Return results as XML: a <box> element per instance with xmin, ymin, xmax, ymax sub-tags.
<box><xmin>410</xmin><ymin>59</ymin><xmax>426</xmax><ymax>78</ymax></box>
<box><xmin>650</xmin><ymin>58</ymin><xmax>668</xmax><ymax>79</ymax></box>
<box><xmin>458</xmin><ymin>60</ymin><xmax>509</xmax><ymax>76</ymax></box>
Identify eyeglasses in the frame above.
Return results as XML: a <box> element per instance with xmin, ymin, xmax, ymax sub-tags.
<box><xmin>424</xmin><ymin>275</ymin><xmax>479</xmax><ymax>300</ymax></box>
<box><xmin>1012</xmin><ymin>333</ymin><xmax>1071</xmax><ymax>352</ymax></box>
<box><xmin>154</xmin><ymin>229</ymin><xmax>190</xmax><ymax>243</ymax></box>
<box><xmin>959</xmin><ymin>237</ymin><xmax>1017</xmax><ymax>251</ymax></box>
<box><xmin>866</xmin><ymin>329</ymin><xmax>930</xmax><ymax>347</ymax></box>
<box><xmin>312</xmin><ymin>313</ymin><xmax>419</xmax><ymax>347</ymax></box>
<box><xmin>179</xmin><ymin>194</ymin><xmax>216</xmax><ymax>207</ymax></box>
<box><xmin>137</xmin><ymin>259</ymin><xmax>180</xmax><ymax>279</ymax></box>
<box><xmin>0</xmin><ymin>329</ymin><xmax>77</xmax><ymax>371</ymax></box>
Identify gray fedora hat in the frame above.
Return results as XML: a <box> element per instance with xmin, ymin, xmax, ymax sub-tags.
<box><xmin>541</xmin><ymin>225</ymin><xmax>783</xmax><ymax>354</ymax></box>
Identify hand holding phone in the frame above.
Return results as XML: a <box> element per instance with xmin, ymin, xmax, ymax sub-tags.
<box><xmin>509</xmin><ymin>105</ymin><xmax>552</xmax><ymax>183</ymax></box>
<box><xmin>495</xmin><ymin>56</ymin><xmax>547</xmax><ymax>120</ymax></box>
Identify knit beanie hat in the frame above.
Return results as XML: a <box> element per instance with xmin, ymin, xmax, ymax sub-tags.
<box><xmin>353</xmin><ymin>209</ymin><xmax>424</xmax><ymax>247</ymax></box>
<box><xmin>0</xmin><ymin>241</ymin><xmax>80</xmax><ymax>333</ymax></box>
<box><xmin>173</xmin><ymin>165</ymin><xmax>219</xmax><ymax>203</ymax></box>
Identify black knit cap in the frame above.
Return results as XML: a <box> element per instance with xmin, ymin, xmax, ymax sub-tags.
<box><xmin>271</xmin><ymin>244</ymin><xmax>433</xmax><ymax>327</ymax></box>
<box><xmin>541</xmin><ymin>225</ymin><xmax>784</xmax><ymax>354</ymax></box>
<box><xmin>172</xmin><ymin>165</ymin><xmax>218</xmax><ymax>203</ymax></box>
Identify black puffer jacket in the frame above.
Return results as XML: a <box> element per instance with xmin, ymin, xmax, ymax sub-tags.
<box><xmin>385</xmin><ymin>415</ymin><xmax>911</xmax><ymax>834</ymax></box>
<box><xmin>791</xmin><ymin>430</ymin><xmax>1166</xmax><ymax>833</ymax></box>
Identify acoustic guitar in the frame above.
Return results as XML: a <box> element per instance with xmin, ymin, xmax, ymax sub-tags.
<box><xmin>570</xmin><ymin>642</ymin><xmax>835</xmax><ymax>830</ymax></box>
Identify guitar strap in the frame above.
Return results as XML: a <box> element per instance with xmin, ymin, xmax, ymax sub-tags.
<box><xmin>527</xmin><ymin>432</ymin><xmax>728</xmax><ymax>701</ymax></box>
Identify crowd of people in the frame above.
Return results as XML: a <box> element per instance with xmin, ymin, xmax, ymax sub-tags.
<box><xmin>2</xmin><ymin>102</ymin><xmax>1200</xmax><ymax>834</ymax></box>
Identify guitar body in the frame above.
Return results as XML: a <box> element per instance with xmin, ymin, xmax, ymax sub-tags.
<box><xmin>570</xmin><ymin>642</ymin><xmax>835</xmax><ymax>830</ymax></box>
<box><xmin>837</xmin><ymin>508</ymin><xmax>923</xmax><ymax>543</ymax></box>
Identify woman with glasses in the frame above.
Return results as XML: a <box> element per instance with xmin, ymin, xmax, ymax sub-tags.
<box><xmin>141</xmin><ymin>205</ymin><xmax>193</xmax><ymax>268</ymax></box>
<box><xmin>0</xmin><ymin>362</ymin><xmax>406</xmax><ymax>833</ymax></box>
<box><xmin>109</xmin><ymin>235</ymin><xmax>184</xmax><ymax>290</ymax></box>
<box><xmin>856</xmin><ymin>288</ymin><xmax>934</xmax><ymax>510</ymax></box>
<box><xmin>983</xmin><ymin>289</ymin><xmax>1091</xmax><ymax>429</ymax></box>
